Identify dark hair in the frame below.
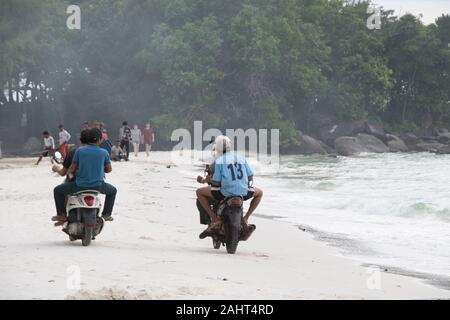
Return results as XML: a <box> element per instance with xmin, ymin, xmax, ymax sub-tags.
<box><xmin>58</xmin><ymin>124</ymin><xmax>64</xmax><ymax>129</ymax></box>
<box><xmin>43</xmin><ymin>131</ymin><xmax>49</xmax><ymax>135</ymax></box>
<box><xmin>80</xmin><ymin>129</ymin><xmax>90</xmax><ymax>144</ymax></box>
<box><xmin>122</xmin><ymin>121</ymin><xmax>128</xmax><ymax>126</ymax></box>
<box><xmin>89</xmin><ymin>128</ymin><xmax>103</xmax><ymax>143</ymax></box>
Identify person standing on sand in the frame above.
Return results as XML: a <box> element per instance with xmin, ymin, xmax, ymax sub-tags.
<box><xmin>58</xmin><ymin>125</ymin><xmax>71</xmax><ymax>160</ymax></box>
<box><xmin>142</xmin><ymin>123</ymin><xmax>154</xmax><ymax>157</ymax></box>
<box><xmin>131</xmin><ymin>124</ymin><xmax>142</xmax><ymax>157</ymax></box>
<box><xmin>118</xmin><ymin>121</ymin><xmax>132</xmax><ymax>161</ymax></box>
<box><xmin>35</xmin><ymin>131</ymin><xmax>56</xmax><ymax>165</ymax></box>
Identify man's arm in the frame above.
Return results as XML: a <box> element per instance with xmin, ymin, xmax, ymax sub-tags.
<box><xmin>104</xmin><ymin>163</ymin><xmax>112</xmax><ymax>173</ymax></box>
<box><xmin>52</xmin><ymin>165</ymin><xmax>68</xmax><ymax>176</ymax></box>
<box><xmin>67</xmin><ymin>163</ymin><xmax>78</xmax><ymax>175</ymax></box>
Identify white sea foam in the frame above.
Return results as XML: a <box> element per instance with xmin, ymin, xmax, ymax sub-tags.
<box><xmin>254</xmin><ymin>153</ymin><xmax>450</xmax><ymax>277</ymax></box>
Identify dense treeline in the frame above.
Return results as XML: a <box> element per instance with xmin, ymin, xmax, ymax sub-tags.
<box><xmin>0</xmin><ymin>0</ymin><xmax>449</xmax><ymax>151</ymax></box>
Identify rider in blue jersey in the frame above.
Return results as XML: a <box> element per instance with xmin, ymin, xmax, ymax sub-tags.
<box><xmin>196</xmin><ymin>135</ymin><xmax>263</xmax><ymax>237</ymax></box>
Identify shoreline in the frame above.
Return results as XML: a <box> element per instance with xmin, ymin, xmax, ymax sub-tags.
<box><xmin>263</xmin><ymin>214</ymin><xmax>450</xmax><ymax>292</ymax></box>
<box><xmin>1</xmin><ymin>152</ymin><xmax>449</xmax><ymax>299</ymax></box>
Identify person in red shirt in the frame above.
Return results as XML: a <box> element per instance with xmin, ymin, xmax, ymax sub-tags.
<box><xmin>142</xmin><ymin>123</ymin><xmax>154</xmax><ymax>157</ymax></box>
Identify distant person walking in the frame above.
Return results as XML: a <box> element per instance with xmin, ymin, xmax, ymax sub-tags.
<box><xmin>119</xmin><ymin>121</ymin><xmax>131</xmax><ymax>161</ymax></box>
<box><xmin>58</xmin><ymin>125</ymin><xmax>71</xmax><ymax>160</ymax></box>
<box><xmin>35</xmin><ymin>131</ymin><xmax>56</xmax><ymax>165</ymax></box>
<box><xmin>131</xmin><ymin>124</ymin><xmax>142</xmax><ymax>157</ymax></box>
<box><xmin>142</xmin><ymin>123</ymin><xmax>155</xmax><ymax>157</ymax></box>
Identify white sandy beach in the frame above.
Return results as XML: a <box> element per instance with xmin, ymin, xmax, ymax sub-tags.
<box><xmin>0</xmin><ymin>151</ymin><xmax>449</xmax><ymax>300</ymax></box>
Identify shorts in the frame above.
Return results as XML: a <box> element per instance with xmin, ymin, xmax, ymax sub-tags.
<box><xmin>144</xmin><ymin>139</ymin><xmax>152</xmax><ymax>145</ymax></box>
<box><xmin>211</xmin><ymin>189</ymin><xmax>254</xmax><ymax>202</ymax></box>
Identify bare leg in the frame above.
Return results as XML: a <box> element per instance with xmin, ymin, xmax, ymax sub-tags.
<box><xmin>196</xmin><ymin>186</ymin><xmax>218</xmax><ymax>222</ymax></box>
<box><xmin>146</xmin><ymin>144</ymin><xmax>150</xmax><ymax>157</ymax></box>
<box><xmin>35</xmin><ymin>155</ymin><xmax>43</xmax><ymax>165</ymax></box>
<box><xmin>244</xmin><ymin>187</ymin><xmax>263</xmax><ymax>223</ymax></box>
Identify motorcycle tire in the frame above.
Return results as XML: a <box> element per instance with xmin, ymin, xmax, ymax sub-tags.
<box><xmin>82</xmin><ymin>227</ymin><xmax>93</xmax><ymax>246</ymax></box>
<box><xmin>225</xmin><ymin>224</ymin><xmax>239</xmax><ymax>254</ymax></box>
<box><xmin>213</xmin><ymin>238</ymin><xmax>221</xmax><ymax>249</ymax></box>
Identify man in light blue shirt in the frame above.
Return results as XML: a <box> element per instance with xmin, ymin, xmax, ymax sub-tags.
<box><xmin>196</xmin><ymin>135</ymin><xmax>263</xmax><ymax>235</ymax></box>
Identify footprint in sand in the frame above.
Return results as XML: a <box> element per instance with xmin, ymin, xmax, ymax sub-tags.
<box><xmin>139</xmin><ymin>236</ymin><xmax>154</xmax><ymax>241</ymax></box>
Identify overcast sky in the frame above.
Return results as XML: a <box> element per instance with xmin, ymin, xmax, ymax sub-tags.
<box><xmin>373</xmin><ymin>0</ymin><xmax>450</xmax><ymax>24</ymax></box>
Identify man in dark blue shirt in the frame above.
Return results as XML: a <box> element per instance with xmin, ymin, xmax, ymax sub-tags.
<box><xmin>52</xmin><ymin>128</ymin><xmax>117</xmax><ymax>223</ymax></box>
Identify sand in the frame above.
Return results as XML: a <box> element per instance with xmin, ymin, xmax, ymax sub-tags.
<box><xmin>0</xmin><ymin>151</ymin><xmax>449</xmax><ymax>300</ymax></box>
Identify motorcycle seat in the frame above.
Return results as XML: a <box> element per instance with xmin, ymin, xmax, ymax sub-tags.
<box><xmin>70</xmin><ymin>190</ymin><xmax>100</xmax><ymax>196</ymax></box>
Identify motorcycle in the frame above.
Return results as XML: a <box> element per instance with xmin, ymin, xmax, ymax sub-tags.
<box><xmin>197</xmin><ymin>165</ymin><xmax>256</xmax><ymax>254</ymax></box>
<box><xmin>62</xmin><ymin>190</ymin><xmax>104</xmax><ymax>246</ymax></box>
<box><xmin>53</xmin><ymin>152</ymin><xmax>105</xmax><ymax>246</ymax></box>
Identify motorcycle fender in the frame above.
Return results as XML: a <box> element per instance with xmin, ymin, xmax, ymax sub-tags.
<box><xmin>82</xmin><ymin>209</ymin><xmax>97</xmax><ymax>228</ymax></box>
<box><xmin>227</xmin><ymin>208</ymin><xmax>243</xmax><ymax>229</ymax></box>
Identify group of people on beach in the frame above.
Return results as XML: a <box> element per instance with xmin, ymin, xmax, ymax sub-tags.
<box><xmin>36</xmin><ymin>121</ymin><xmax>155</xmax><ymax>165</ymax></box>
<box><xmin>44</xmin><ymin>122</ymin><xmax>262</xmax><ymax>238</ymax></box>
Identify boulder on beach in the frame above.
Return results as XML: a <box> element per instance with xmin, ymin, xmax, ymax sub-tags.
<box><xmin>334</xmin><ymin>134</ymin><xmax>389</xmax><ymax>156</ymax></box>
<box><xmin>364</xmin><ymin>122</ymin><xmax>386</xmax><ymax>140</ymax></box>
<box><xmin>318</xmin><ymin>120</ymin><xmax>367</xmax><ymax>145</ymax></box>
<box><xmin>334</xmin><ymin>136</ymin><xmax>365</xmax><ymax>156</ymax></box>
<box><xmin>386</xmin><ymin>134</ymin><xmax>409</xmax><ymax>152</ymax></box>
<box><xmin>356</xmin><ymin>134</ymin><xmax>389</xmax><ymax>153</ymax></box>
<box><xmin>285</xmin><ymin>132</ymin><xmax>329</xmax><ymax>155</ymax></box>
<box><xmin>415</xmin><ymin>142</ymin><xmax>447</xmax><ymax>153</ymax></box>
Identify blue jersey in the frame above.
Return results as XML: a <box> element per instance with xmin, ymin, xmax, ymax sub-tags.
<box><xmin>212</xmin><ymin>152</ymin><xmax>254</xmax><ymax>197</ymax></box>
<box><xmin>73</xmin><ymin>144</ymin><xmax>111</xmax><ymax>187</ymax></box>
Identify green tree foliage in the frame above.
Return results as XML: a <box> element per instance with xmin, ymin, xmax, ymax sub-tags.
<box><xmin>1</xmin><ymin>0</ymin><xmax>449</xmax><ymax>148</ymax></box>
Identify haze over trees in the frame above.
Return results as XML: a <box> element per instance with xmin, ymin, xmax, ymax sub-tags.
<box><xmin>0</xmin><ymin>0</ymin><xmax>449</xmax><ymax>151</ymax></box>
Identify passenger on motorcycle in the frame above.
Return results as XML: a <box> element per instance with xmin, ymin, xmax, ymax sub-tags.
<box><xmin>52</xmin><ymin>128</ymin><xmax>117</xmax><ymax>223</ymax></box>
<box><xmin>196</xmin><ymin>135</ymin><xmax>263</xmax><ymax>236</ymax></box>
<box><xmin>52</xmin><ymin>129</ymin><xmax>90</xmax><ymax>181</ymax></box>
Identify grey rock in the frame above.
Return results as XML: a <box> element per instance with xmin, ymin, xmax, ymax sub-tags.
<box><xmin>385</xmin><ymin>134</ymin><xmax>409</xmax><ymax>152</ymax></box>
<box><xmin>356</xmin><ymin>134</ymin><xmax>390</xmax><ymax>153</ymax></box>
<box><xmin>334</xmin><ymin>134</ymin><xmax>389</xmax><ymax>156</ymax></box>
<box><xmin>318</xmin><ymin>120</ymin><xmax>367</xmax><ymax>145</ymax></box>
<box><xmin>286</xmin><ymin>132</ymin><xmax>329</xmax><ymax>155</ymax></box>
<box><xmin>334</xmin><ymin>136</ymin><xmax>364</xmax><ymax>156</ymax></box>
<box><xmin>415</xmin><ymin>142</ymin><xmax>446</xmax><ymax>153</ymax></box>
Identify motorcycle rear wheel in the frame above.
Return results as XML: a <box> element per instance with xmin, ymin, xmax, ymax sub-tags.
<box><xmin>225</xmin><ymin>225</ymin><xmax>239</xmax><ymax>254</ymax></box>
<box><xmin>82</xmin><ymin>227</ymin><xmax>93</xmax><ymax>246</ymax></box>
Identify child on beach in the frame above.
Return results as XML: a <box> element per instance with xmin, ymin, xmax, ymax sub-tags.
<box><xmin>35</xmin><ymin>131</ymin><xmax>56</xmax><ymax>165</ymax></box>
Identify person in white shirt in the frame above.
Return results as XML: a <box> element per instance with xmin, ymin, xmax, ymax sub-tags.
<box><xmin>131</xmin><ymin>124</ymin><xmax>142</xmax><ymax>157</ymax></box>
<box><xmin>58</xmin><ymin>124</ymin><xmax>71</xmax><ymax>159</ymax></box>
<box><xmin>35</xmin><ymin>131</ymin><xmax>56</xmax><ymax>165</ymax></box>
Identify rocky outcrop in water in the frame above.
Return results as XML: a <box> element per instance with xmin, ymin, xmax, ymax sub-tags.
<box><xmin>284</xmin><ymin>120</ymin><xmax>450</xmax><ymax>156</ymax></box>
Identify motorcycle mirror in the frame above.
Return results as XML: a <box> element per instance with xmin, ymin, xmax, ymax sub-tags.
<box><xmin>54</xmin><ymin>151</ymin><xmax>63</xmax><ymax>162</ymax></box>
